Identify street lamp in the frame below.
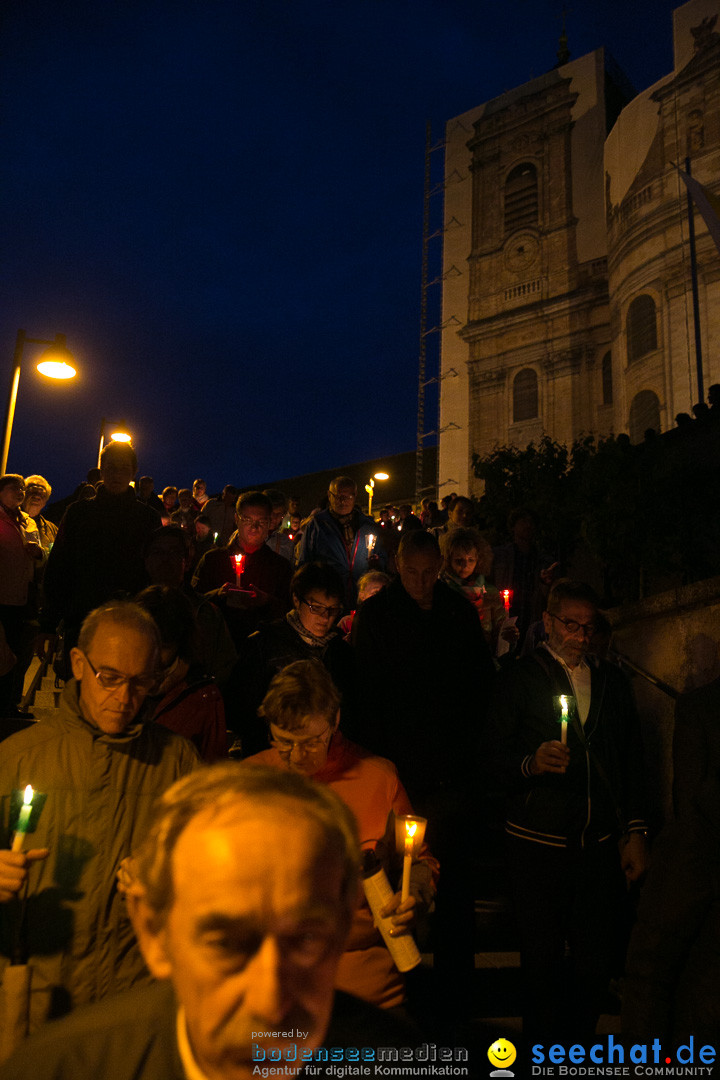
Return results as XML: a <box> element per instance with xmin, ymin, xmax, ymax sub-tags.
<box><xmin>2</xmin><ymin>329</ymin><xmax>77</xmax><ymax>474</ymax></box>
<box><xmin>98</xmin><ymin>419</ymin><xmax>133</xmax><ymax>466</ymax></box>
<box><xmin>365</xmin><ymin>471</ymin><xmax>389</xmax><ymax>517</ymax></box>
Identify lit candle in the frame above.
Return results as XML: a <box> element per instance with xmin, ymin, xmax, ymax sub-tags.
<box><xmin>233</xmin><ymin>552</ymin><xmax>245</xmax><ymax>586</ymax></box>
<box><xmin>401</xmin><ymin>820</ymin><xmax>417</xmax><ymax>903</ymax></box>
<box><xmin>559</xmin><ymin>694</ymin><xmax>569</xmax><ymax>745</ymax></box>
<box><xmin>365</xmin><ymin>533</ymin><xmax>376</xmax><ymax>556</ymax></box>
<box><xmin>502</xmin><ymin>588</ymin><xmax>513</xmax><ymax>613</ymax></box>
<box><xmin>213</xmin><ymin>531</ymin><xmax>219</xmax><ymax>543</ymax></box>
<box><xmin>12</xmin><ymin>786</ymin><xmax>34</xmax><ymax>852</ymax></box>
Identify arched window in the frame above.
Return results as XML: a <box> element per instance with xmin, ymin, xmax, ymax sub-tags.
<box><xmin>629</xmin><ymin>390</ymin><xmax>661</xmax><ymax>443</ymax></box>
<box><xmin>602</xmin><ymin>351</ymin><xmax>613</xmax><ymax>405</ymax></box>
<box><xmin>513</xmin><ymin>368</ymin><xmax>539</xmax><ymax>423</ymax></box>
<box><xmin>626</xmin><ymin>295</ymin><xmax>657</xmax><ymax>364</ymax></box>
<box><xmin>505</xmin><ymin>163</ymin><xmax>538</xmax><ymax>233</ymax></box>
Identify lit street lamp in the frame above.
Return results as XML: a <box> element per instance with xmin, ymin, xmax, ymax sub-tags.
<box><xmin>365</xmin><ymin>471</ymin><xmax>389</xmax><ymax>517</ymax></box>
<box><xmin>98</xmin><ymin>419</ymin><xmax>133</xmax><ymax>466</ymax></box>
<box><xmin>1</xmin><ymin>329</ymin><xmax>76</xmax><ymax>474</ymax></box>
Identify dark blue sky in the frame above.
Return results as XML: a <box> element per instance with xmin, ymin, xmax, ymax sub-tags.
<box><xmin>1</xmin><ymin>0</ymin><xmax>679</xmax><ymax>497</ymax></box>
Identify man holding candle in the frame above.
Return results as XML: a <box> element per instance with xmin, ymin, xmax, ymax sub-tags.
<box><xmin>0</xmin><ymin>601</ymin><xmax>198</xmax><ymax>1033</ymax></box>
<box><xmin>192</xmin><ymin>491</ymin><xmax>292</xmax><ymax>649</ymax></box>
<box><xmin>487</xmin><ymin>579</ymin><xmax>648</xmax><ymax>1047</ymax></box>
<box><xmin>295</xmin><ymin>477</ymin><xmax>387</xmax><ymax>610</ymax></box>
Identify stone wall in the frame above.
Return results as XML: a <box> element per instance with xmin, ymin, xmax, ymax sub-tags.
<box><xmin>609</xmin><ymin>574</ymin><xmax>720</xmax><ymax>828</ymax></box>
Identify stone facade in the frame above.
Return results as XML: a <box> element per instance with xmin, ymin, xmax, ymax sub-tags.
<box><xmin>439</xmin><ymin>0</ymin><xmax>720</xmax><ymax>498</ymax></box>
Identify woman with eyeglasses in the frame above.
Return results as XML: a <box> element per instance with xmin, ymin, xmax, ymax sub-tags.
<box><xmin>225</xmin><ymin>561</ymin><xmax>357</xmax><ymax>757</ymax></box>
<box><xmin>247</xmin><ymin>659</ymin><xmax>438</xmax><ymax>1012</ymax></box>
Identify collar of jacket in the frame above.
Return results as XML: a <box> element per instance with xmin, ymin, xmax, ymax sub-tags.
<box><xmin>58</xmin><ymin>678</ymin><xmax>147</xmax><ymax>744</ymax></box>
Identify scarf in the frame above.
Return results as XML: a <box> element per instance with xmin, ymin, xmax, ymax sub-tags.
<box><xmin>286</xmin><ymin>608</ymin><xmax>339</xmax><ymax>650</ymax></box>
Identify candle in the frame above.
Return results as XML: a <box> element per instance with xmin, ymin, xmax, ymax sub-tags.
<box><xmin>394</xmin><ymin>814</ymin><xmax>427</xmax><ymax>904</ymax></box>
<box><xmin>502</xmin><ymin>588</ymin><xmax>513</xmax><ymax>613</ymax></box>
<box><xmin>11</xmin><ymin>786</ymin><xmax>34</xmax><ymax>853</ymax></box>
<box><xmin>559</xmin><ymin>694</ymin><xmax>569</xmax><ymax>745</ymax></box>
<box><xmin>233</xmin><ymin>552</ymin><xmax>245</xmax><ymax>586</ymax></box>
<box><xmin>401</xmin><ymin>821</ymin><xmax>417</xmax><ymax>903</ymax></box>
<box><xmin>365</xmin><ymin>533</ymin><xmax>376</xmax><ymax>556</ymax></box>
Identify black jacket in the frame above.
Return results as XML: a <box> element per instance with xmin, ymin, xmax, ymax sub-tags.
<box><xmin>487</xmin><ymin>648</ymin><xmax>647</xmax><ymax>847</ymax></box>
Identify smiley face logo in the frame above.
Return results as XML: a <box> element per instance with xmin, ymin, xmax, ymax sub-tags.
<box><xmin>488</xmin><ymin>1039</ymin><xmax>517</xmax><ymax>1070</ymax></box>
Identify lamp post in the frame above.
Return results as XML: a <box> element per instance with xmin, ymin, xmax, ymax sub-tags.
<box><xmin>97</xmin><ymin>419</ymin><xmax>133</xmax><ymax>466</ymax></box>
<box><xmin>2</xmin><ymin>330</ymin><xmax>76</xmax><ymax>474</ymax></box>
<box><xmin>365</xmin><ymin>471</ymin><xmax>389</xmax><ymax>517</ymax></box>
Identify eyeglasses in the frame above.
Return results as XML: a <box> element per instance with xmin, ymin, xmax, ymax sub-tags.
<box><xmin>270</xmin><ymin>725</ymin><xmax>333</xmax><ymax>756</ymax></box>
<box><xmin>83</xmin><ymin>653</ymin><xmax>158</xmax><ymax>694</ymax></box>
<box><xmin>238</xmin><ymin>516</ymin><xmax>270</xmax><ymax>530</ymax></box>
<box><xmin>300</xmin><ymin>597</ymin><xmax>342</xmax><ymax>619</ymax></box>
<box><xmin>329</xmin><ymin>492</ymin><xmax>355</xmax><ymax>504</ymax></box>
<box><xmin>550</xmin><ymin>613</ymin><xmax>596</xmax><ymax>637</ymax></box>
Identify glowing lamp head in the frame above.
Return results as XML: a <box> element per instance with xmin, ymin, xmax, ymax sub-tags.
<box><xmin>37</xmin><ymin>360</ymin><xmax>76</xmax><ymax>379</ymax></box>
<box><xmin>373</xmin><ymin>472</ymin><xmax>389</xmax><ymax>481</ymax></box>
<box><xmin>109</xmin><ymin>431</ymin><xmax>131</xmax><ymax>444</ymax></box>
<box><xmin>36</xmin><ymin>335</ymin><xmax>76</xmax><ymax>379</ymax></box>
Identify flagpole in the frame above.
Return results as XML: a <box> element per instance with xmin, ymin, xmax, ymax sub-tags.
<box><xmin>685</xmin><ymin>156</ymin><xmax>704</xmax><ymax>405</ymax></box>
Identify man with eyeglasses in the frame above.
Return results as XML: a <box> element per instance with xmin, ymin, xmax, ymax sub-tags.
<box><xmin>0</xmin><ymin>601</ymin><xmax>198</xmax><ymax>1033</ymax></box>
<box><xmin>487</xmin><ymin>578</ymin><xmax>648</xmax><ymax>1050</ymax></box>
<box><xmin>192</xmin><ymin>491</ymin><xmax>292</xmax><ymax>650</ymax></box>
<box><xmin>295</xmin><ymin>477</ymin><xmax>386</xmax><ymax>610</ymax></box>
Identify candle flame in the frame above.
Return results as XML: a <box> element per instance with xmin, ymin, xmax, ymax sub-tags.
<box><xmin>559</xmin><ymin>695</ymin><xmax>568</xmax><ymax>717</ymax></box>
<box><xmin>23</xmin><ymin>785</ymin><xmax>33</xmax><ymax>806</ymax></box>
<box><xmin>406</xmin><ymin>821</ymin><xmax>417</xmax><ymax>840</ymax></box>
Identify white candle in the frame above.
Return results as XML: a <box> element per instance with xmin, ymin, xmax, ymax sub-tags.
<box><xmin>11</xmin><ymin>785</ymin><xmax>34</xmax><ymax>852</ymax></box>
<box><xmin>559</xmin><ymin>695</ymin><xmax>569</xmax><ymax>745</ymax></box>
<box><xmin>401</xmin><ymin>821</ymin><xmax>417</xmax><ymax>903</ymax></box>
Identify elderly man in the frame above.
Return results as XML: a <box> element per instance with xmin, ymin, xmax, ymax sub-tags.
<box><xmin>487</xmin><ymin>578</ymin><xmax>648</xmax><ymax>1046</ymax></box>
<box><xmin>192</xmin><ymin>491</ymin><xmax>291</xmax><ymax>650</ymax></box>
<box><xmin>0</xmin><ymin>601</ymin><xmax>198</xmax><ymax>1033</ymax></box>
<box><xmin>0</xmin><ymin>765</ymin><xmax>416</xmax><ymax>1078</ymax></box>
<box><xmin>37</xmin><ymin>442</ymin><xmax>161</xmax><ymax>665</ymax></box>
<box><xmin>295</xmin><ymin>476</ymin><xmax>386</xmax><ymax>609</ymax></box>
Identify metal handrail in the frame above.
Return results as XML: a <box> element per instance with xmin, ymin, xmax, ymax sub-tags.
<box><xmin>609</xmin><ymin>649</ymin><xmax>679</xmax><ymax>700</ymax></box>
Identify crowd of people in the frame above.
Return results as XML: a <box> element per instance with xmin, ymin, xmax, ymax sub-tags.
<box><xmin>0</xmin><ymin>447</ymin><xmax>715</xmax><ymax>1074</ymax></box>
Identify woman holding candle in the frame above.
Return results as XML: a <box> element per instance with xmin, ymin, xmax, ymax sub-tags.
<box><xmin>247</xmin><ymin>659</ymin><xmax>438</xmax><ymax>1010</ymax></box>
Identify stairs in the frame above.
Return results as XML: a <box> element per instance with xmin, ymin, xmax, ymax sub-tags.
<box><xmin>20</xmin><ymin>656</ymin><xmax>62</xmax><ymax>721</ymax></box>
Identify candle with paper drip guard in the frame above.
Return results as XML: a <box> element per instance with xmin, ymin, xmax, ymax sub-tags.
<box><xmin>395</xmin><ymin>814</ymin><xmax>427</xmax><ymax>903</ymax></box>
<box><xmin>11</xmin><ymin>786</ymin><xmax>35</xmax><ymax>852</ymax></box>
<box><xmin>233</xmin><ymin>552</ymin><xmax>245</xmax><ymax>586</ymax></box>
<box><xmin>365</xmin><ymin>533</ymin><xmax>376</xmax><ymax>557</ymax></box>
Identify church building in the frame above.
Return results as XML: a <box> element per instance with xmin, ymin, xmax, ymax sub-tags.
<box><xmin>438</xmin><ymin>0</ymin><xmax>720</xmax><ymax>497</ymax></box>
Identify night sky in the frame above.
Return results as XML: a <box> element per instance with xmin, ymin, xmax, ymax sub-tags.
<box><xmin>1</xmin><ymin>0</ymin><xmax>680</xmax><ymax>498</ymax></box>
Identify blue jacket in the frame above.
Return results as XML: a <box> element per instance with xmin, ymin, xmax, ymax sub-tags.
<box><xmin>295</xmin><ymin>509</ymin><xmax>387</xmax><ymax>608</ymax></box>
